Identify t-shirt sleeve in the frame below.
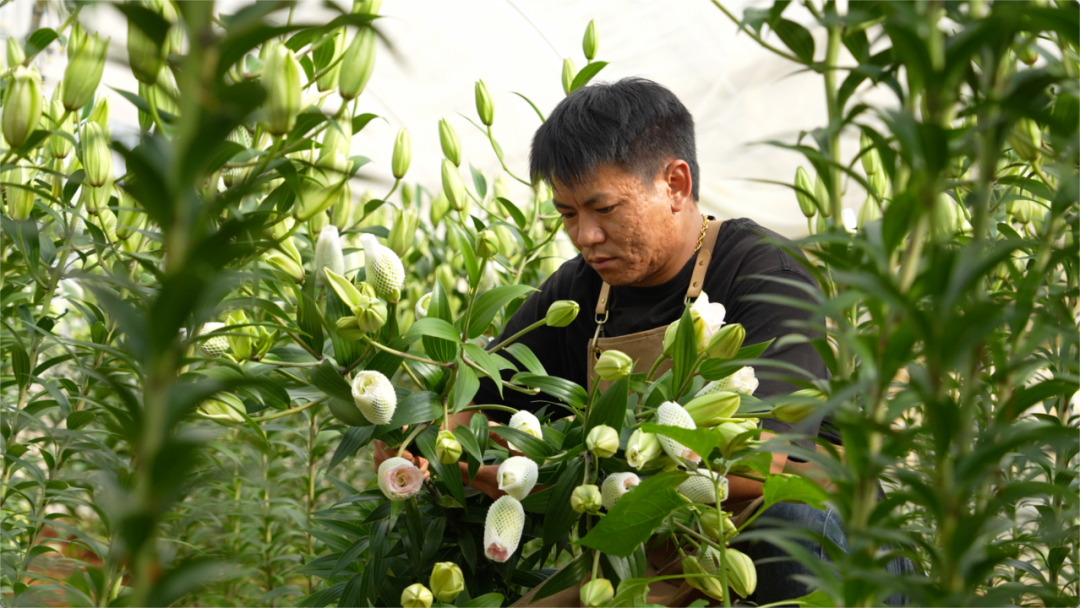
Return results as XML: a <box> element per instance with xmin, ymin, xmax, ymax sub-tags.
<box><xmin>726</xmin><ymin>268</ymin><xmax>828</xmax><ymax>447</ymax></box>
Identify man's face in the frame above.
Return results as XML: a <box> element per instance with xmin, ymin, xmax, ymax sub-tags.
<box><xmin>552</xmin><ymin>162</ymin><xmax>688</xmax><ymax>287</ymax></box>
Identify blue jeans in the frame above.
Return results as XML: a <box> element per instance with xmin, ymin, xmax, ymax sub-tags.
<box><xmin>741</xmin><ymin>501</ymin><xmax>915</xmax><ymax>606</ymax></box>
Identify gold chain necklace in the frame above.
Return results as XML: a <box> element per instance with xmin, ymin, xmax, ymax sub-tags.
<box><xmin>692</xmin><ymin>213</ymin><xmax>709</xmax><ymax>254</ymax></box>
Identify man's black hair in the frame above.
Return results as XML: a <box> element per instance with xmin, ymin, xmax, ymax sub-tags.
<box><xmin>529</xmin><ymin>77</ymin><xmax>699</xmax><ymax>201</ymax></box>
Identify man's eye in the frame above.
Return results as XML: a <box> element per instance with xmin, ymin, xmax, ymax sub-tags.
<box><xmin>560</xmin><ymin>212</ymin><xmax>576</xmax><ymax>219</ymax></box>
<box><xmin>597</xmin><ymin>206</ymin><xmax>615</xmax><ymax>214</ymax></box>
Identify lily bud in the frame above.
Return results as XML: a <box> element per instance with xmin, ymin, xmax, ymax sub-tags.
<box><xmin>857</xmin><ymin>194</ymin><xmax>881</xmax><ymax>229</ymax></box>
<box><xmin>225</xmin><ymin>310</ymin><xmax>256</xmax><ymax>362</ymax></box>
<box><xmin>115</xmin><ymin>188</ymin><xmax>144</xmax><ymax>240</ymax></box>
<box><xmin>545</xmin><ymin>300</ymin><xmax>579</xmax><ymax>327</ymax></box>
<box><xmin>261</xmin><ymin>42</ymin><xmax>302</xmax><ymax>136</ymax></box>
<box><xmin>813</xmin><ymin>173</ymin><xmax>831</xmax><ymax>217</ymax></box>
<box><xmin>794</xmin><ymin>167</ymin><xmax>817</xmax><ymax>218</ymax></box>
<box><xmin>678</xmin><ymin>469</ymin><xmax>728</xmax><ymax>505</ymax></box>
<box><xmin>47</xmin><ymin>100</ymin><xmax>74</xmax><ymax>159</ymax></box>
<box><xmin>5</xmin><ymin>163</ymin><xmax>36</xmax><ymax>220</ymax></box>
<box><xmin>583</xmin><ymin>20</ymin><xmax>598</xmax><ymax>61</ymax></box>
<box><xmin>415</xmin><ymin>292</ymin><xmax>432</xmax><ymax>320</ymax></box>
<box><xmin>682</xmin><ymin>554</ymin><xmax>725</xmax><ymax>601</ymax></box>
<box><xmin>715</xmin><ymin>419</ymin><xmax>758</xmax><ymax>453</ymax></box>
<box><xmin>387</xmin><ymin>207</ymin><xmax>419</xmax><ymax>257</ymax></box>
<box><xmin>314</xmin><ymin>225</ymin><xmax>345</xmax><ymax>282</ymax></box>
<box><xmin>198</xmin><ymin>322</ymin><xmax>229</xmax><ymax>358</ymax></box>
<box><xmin>772</xmin><ymin>388</ymin><xmax>826</xmax><ymax>423</ymax></box>
<box><xmin>684</xmin><ymin>391</ymin><xmax>740</xmax><ymax>427</ymax></box>
<box><xmin>601</xmin><ymin>472</ymin><xmax>639</xmax><ymax>510</ymax></box>
<box><xmin>484</xmin><ymin>495</ymin><xmax>525</xmax><ymax>562</ymax></box>
<box><xmin>359</xmin><ymin>233</ymin><xmax>404</xmax><ymax>302</ymax></box>
<box><xmin>435</xmin><ymin>430</ymin><xmax>463</xmax><ymax>464</ymax></box>
<box><xmin>6</xmin><ymin>37</ymin><xmax>25</xmax><ymax>67</ymax></box>
<box><xmin>429</xmin><ymin>189</ymin><xmax>450</xmax><ymax>226</ymax></box>
<box><xmin>265</xmin><ymin>236</ymin><xmax>305</xmax><ymax>282</ymax></box>
<box><xmin>81</xmin><ymin>123</ymin><xmax>112</xmax><ymax>188</ymax></box>
<box><xmin>726</xmin><ymin>547</ymin><xmax>758</xmax><ymax>598</ymax></box>
<box><xmin>197</xmin><ymin>393</ymin><xmax>247</xmax><ymax>424</ymax></box>
<box><xmin>400</xmin><ymin>583</ymin><xmax>433</xmax><ymax>608</ymax></box>
<box><xmin>475</xmin><ymin>80</ymin><xmax>494</xmax><ymax>126</ymax></box>
<box><xmin>561</xmin><ymin>58</ymin><xmax>577</xmax><ymax>95</ymax></box>
<box><xmin>441</xmin><ymin>159</ymin><xmax>468</xmax><ymax>212</ymax></box>
<box><xmin>2</xmin><ymin>67</ymin><xmax>43</xmax><ymax>149</ymax></box>
<box><xmin>656</xmin><ymin>401</ymin><xmax>700</xmax><ymax>463</ymax></box>
<box><xmin>353</xmin><ymin>0</ymin><xmax>381</xmax><ymax>14</ymax></box>
<box><xmin>391</xmin><ymin>128</ymin><xmax>411</xmax><ymax>179</ymax></box>
<box><xmin>860</xmin><ymin>132</ymin><xmax>882</xmax><ymax>176</ymax></box>
<box><xmin>95</xmin><ymin>206</ymin><xmax>118</xmax><ymax>241</ymax></box>
<box><xmin>586</xmin><ymin>424</ymin><xmax>620</xmax><ymax>459</ymax></box>
<box><xmin>128</xmin><ymin>1</ymin><xmax>168</xmax><ymax>84</ymax></box>
<box><xmin>1008</xmin><ymin>118</ymin><xmax>1042</xmax><ymax>162</ymax></box>
<box><xmin>351</xmin><ymin>370</ymin><xmax>397</xmax><ymax>425</ymax></box>
<box><xmin>594</xmin><ymin>349</ymin><xmax>633</xmax><ymax>381</ymax></box>
<box><xmin>430</xmin><ymin>563</ymin><xmax>464</xmax><ymax>602</ymax></box>
<box><xmin>475</xmin><ymin>229</ymin><xmax>500</xmax><ymax>258</ymax></box>
<box><xmin>571</xmin><ymin>484</ymin><xmax>602</xmax><ymax>514</ymax></box>
<box><xmin>932</xmin><ymin>192</ymin><xmax>961</xmax><ymax>239</ymax></box>
<box><xmin>705</xmin><ymin>323</ymin><xmax>744</xmax><ymax>360</ymax></box>
<box><xmin>315</xmin><ymin>28</ymin><xmax>346</xmax><ymax>92</ymax></box>
<box><xmin>81</xmin><ymin>180</ymin><xmax>113</xmax><ymax>215</ymax></box>
<box><xmin>626</xmin><ymin>429</ymin><xmax>663</xmax><ymax>469</ymax></box>
<box><xmin>868</xmin><ymin>170</ymin><xmax>889</xmax><ymax>200</ymax></box>
<box><xmin>700</xmin><ymin>509</ymin><xmax>737</xmax><ymax>541</ymax></box>
<box><xmin>497</xmin><ymin>456</ymin><xmax>538</xmax><ymax>500</ymax></box>
<box><xmin>438</xmin><ymin>118</ymin><xmax>461</xmax><ymax>166</ymax></box>
<box><xmin>339</xmin><ymin>27</ymin><xmax>377</xmax><ymax>101</ymax></box>
<box><xmin>579</xmin><ymin>578</ymin><xmax>614</xmax><ymax>608</ymax></box>
<box><xmin>62</xmin><ymin>26</ymin><xmax>108</xmax><ymax>112</ymax></box>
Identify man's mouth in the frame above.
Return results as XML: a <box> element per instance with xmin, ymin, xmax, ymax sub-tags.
<box><xmin>588</xmin><ymin>256</ymin><xmax>616</xmax><ymax>270</ymax></box>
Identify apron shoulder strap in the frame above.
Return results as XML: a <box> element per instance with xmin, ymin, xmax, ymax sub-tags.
<box><xmin>595</xmin><ymin>282</ymin><xmax>612</xmax><ymax>316</ymax></box>
<box><xmin>685</xmin><ymin>219</ymin><xmax>722</xmax><ymax>300</ymax></box>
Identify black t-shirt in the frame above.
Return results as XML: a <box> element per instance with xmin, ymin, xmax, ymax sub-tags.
<box><xmin>474</xmin><ymin>217</ymin><xmax>832</xmax><ymax>444</ymax></box>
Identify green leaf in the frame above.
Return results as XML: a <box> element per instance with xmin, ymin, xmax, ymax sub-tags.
<box><xmin>511</xmin><ymin>91</ymin><xmax>547</xmax><ymax>122</ymax></box>
<box><xmin>452</xmin><ymin>424</ymin><xmax>484</xmax><ymax>465</ymax></box>
<box><xmin>671</xmin><ymin>306</ymin><xmax>697</xmax><ymax>397</ymax></box>
<box><xmin>451</xmin><ymin>223</ymin><xmax>481</xmax><ymax>288</ymax></box>
<box><xmin>416</xmin><ymin>426</ymin><xmax>466</xmax><ymax>507</ymax></box>
<box><xmin>585</xmin><ymin>377</ymin><xmax>629</xmax><ymax>436</ymax></box>
<box><xmin>352</xmin><ymin>112</ymin><xmax>380</xmax><ymax>134</ymax></box>
<box><xmin>512</xmin><ymin>373</ymin><xmax>587</xmax><ymax>408</ymax></box>
<box><xmin>461</xmin><ymin>593</ymin><xmax>505</xmax><ymax>607</ymax></box>
<box><xmin>773</xmin><ymin>19</ymin><xmax>815</xmax><ymax>63</ymax></box>
<box><xmin>607</xmin><ymin>578</ymin><xmax>652</xmax><ymax>607</ymax></box>
<box><xmin>505</xmin><ymin>343</ymin><xmax>547</xmax><ymax>375</ymax></box>
<box><xmin>570</xmin><ymin>61</ymin><xmax>608</xmax><ymax>92</ymax></box>
<box><xmin>423</xmin><ymin>279</ymin><xmax>459</xmax><ymax>362</ymax></box>
<box><xmin>387</xmin><ymin>391</ymin><xmax>442</xmax><ymax>428</ymax></box>
<box><xmin>297</xmin><ymin>274</ymin><xmax>324</xmax><ymax>354</ymax></box>
<box><xmin>452</xmin><ymin>365</ymin><xmax>480</xmax><ymax>415</ymax></box>
<box><xmin>327</xmin><ymin>426</ymin><xmax>375</xmax><ymax>472</ymax></box>
<box><xmin>10</xmin><ymin>344</ymin><xmax>30</xmax><ymax>390</ymax></box>
<box><xmin>403</xmin><ymin>318</ymin><xmax>461</xmax><ymax>344</ymax></box>
<box><xmin>541</xmin><ymin>458</ymin><xmax>585</xmax><ymax>546</ymax></box>
<box><xmin>640</xmin><ymin>423</ymin><xmax>729</xmax><ymax>463</ymax></box>
<box><xmin>312</xmin><ymin>360</ymin><xmax>352</xmax><ymax>402</ymax></box>
<box><xmin>66</xmin><ymin>411</ymin><xmax>96</xmax><ymax>431</ymax></box>
<box><xmin>467</xmin><ymin>284</ymin><xmax>536</xmax><ymax>339</ymax></box>
<box><xmin>470</xmin><ymin>164</ymin><xmax>488</xmax><ymax>199</ymax></box>
<box><xmin>762</xmin><ymin>473</ymin><xmax>829</xmax><ymax>510</ymax></box>
<box><xmin>579</xmin><ymin>470</ymin><xmax>689</xmax><ymax>557</ymax></box>
<box><xmin>464</xmin><ymin>343</ymin><xmax>503</xmax><ymax>396</ymax></box>
<box><xmin>490</xmin><ymin>426</ymin><xmax>554</xmax><ymax>462</ymax></box>
<box><xmin>495</xmin><ymin>197</ymin><xmax>528</xmax><ymax>230</ymax></box>
<box><xmin>530</xmin><ymin>551</ymin><xmax>590</xmax><ymax>602</ymax></box>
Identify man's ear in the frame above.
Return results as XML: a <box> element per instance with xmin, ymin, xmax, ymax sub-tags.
<box><xmin>663</xmin><ymin>159</ymin><xmax>694</xmax><ymax>211</ymax></box>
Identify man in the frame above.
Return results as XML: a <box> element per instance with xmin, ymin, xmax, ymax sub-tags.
<box><xmin>378</xmin><ymin>78</ymin><xmax>842</xmax><ymax>604</ymax></box>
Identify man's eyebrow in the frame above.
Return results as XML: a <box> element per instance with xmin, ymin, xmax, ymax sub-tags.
<box><xmin>553</xmin><ymin>194</ymin><xmax>608</xmax><ymax>209</ymax></box>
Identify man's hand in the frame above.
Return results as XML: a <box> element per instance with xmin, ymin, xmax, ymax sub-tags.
<box><xmin>373</xmin><ymin>439</ymin><xmax>430</xmax><ymax>480</ymax></box>
<box><xmin>460</xmin><ymin>463</ymin><xmax>504</xmax><ymax>500</ymax></box>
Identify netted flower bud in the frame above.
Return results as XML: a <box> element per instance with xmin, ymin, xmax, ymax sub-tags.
<box><xmin>545</xmin><ymin>300</ymin><xmax>579</xmax><ymax>327</ymax></box>
<box><xmin>81</xmin><ymin>123</ymin><xmax>112</xmax><ymax>188</ymax></box>
<box><xmin>594</xmin><ymin>349</ymin><xmax>632</xmax><ymax>381</ymax></box>
<box><xmin>561</xmin><ymin>58</ymin><xmax>577</xmax><ymax>95</ymax></box>
<box><xmin>626</xmin><ymin>428</ymin><xmax>662</xmax><ymax>470</ymax></box>
<box><xmin>794</xmin><ymin>167</ymin><xmax>817</xmax><ymax>219</ymax></box>
<box><xmin>475</xmin><ymin>229</ymin><xmax>500</xmax><ymax>259</ymax></box>
<box><xmin>2</xmin><ymin>66</ymin><xmax>42</xmax><ymax>149</ymax></box>
<box><xmin>351</xmin><ymin>370</ymin><xmax>397</xmax><ymax>425</ymax></box>
<box><xmin>705</xmin><ymin>323</ymin><xmax>744</xmax><ymax>360</ymax></box>
<box><xmin>339</xmin><ymin>27</ymin><xmax>376</xmax><ymax>101</ymax></box>
<box><xmin>726</xmin><ymin>547</ymin><xmax>757</xmax><ymax>598</ymax></box>
<box><xmin>441</xmin><ymin>159</ymin><xmax>468</xmax><ymax>212</ymax></box>
<box><xmin>387</xmin><ymin>207</ymin><xmax>420</xmax><ymax>257</ymax></box>
<box><xmin>199</xmin><ymin>322</ymin><xmax>229</xmax><ymax>357</ymax></box>
<box><xmin>314</xmin><ymin>225</ymin><xmax>345</xmax><ymax>282</ymax></box>
<box><xmin>429</xmin><ymin>562</ymin><xmax>464</xmax><ymax>602</ymax></box>
<box><xmin>678</xmin><ymin>469</ymin><xmax>728</xmax><ymax>505</ymax></box>
<box><xmin>415</xmin><ymin>292</ymin><xmax>432</xmax><ymax>320</ymax></box>
<box><xmin>315</xmin><ymin>27</ymin><xmax>346</xmax><ymax>92</ymax></box>
<box><xmin>508</xmin><ymin>410</ymin><xmax>542</xmax><ymax>452</ymax></box>
<box><xmin>359</xmin><ymin>233</ymin><xmax>404</xmax><ymax>302</ymax></box>
<box><xmin>400</xmin><ymin>583</ymin><xmax>433</xmax><ymax>608</ymax></box>
<box><xmin>378</xmin><ymin>456</ymin><xmax>423</xmax><ymax>500</ymax></box>
<box><xmin>484</xmin><ymin>495</ymin><xmax>524</xmax><ymax>562</ymax></box>
<box><xmin>698</xmin><ymin>366</ymin><xmax>758</xmax><ymax>397</ymax></box>
<box><xmin>582</xmin><ymin>20</ymin><xmax>598</xmax><ymax>61</ymax></box>
<box><xmin>601</xmin><ymin>471</ymin><xmax>639</xmax><ymax>510</ymax></box>
<box><xmin>435</xmin><ymin>430</ymin><xmax>463</xmax><ymax>464</ymax></box>
<box><xmin>656</xmin><ymin>401</ymin><xmax>700</xmax><ymax>463</ymax></box>
<box><xmin>128</xmin><ymin>1</ymin><xmax>168</xmax><ymax>84</ymax></box>
<box><xmin>62</xmin><ymin>26</ymin><xmax>108</xmax><ymax>112</ymax></box>
<box><xmin>1008</xmin><ymin>118</ymin><xmax>1042</xmax><ymax>162</ymax></box>
<box><xmin>857</xmin><ymin>194</ymin><xmax>881</xmax><ymax>229</ymax></box>
<box><xmin>475</xmin><ymin>80</ymin><xmax>494</xmax><ymax>126</ymax></box>
<box><xmin>700</xmin><ymin>509</ymin><xmax>737</xmax><ymax>542</ymax></box>
<box><xmin>438</xmin><ymin>118</ymin><xmax>462</xmax><ymax>166</ymax></box>
<box><xmin>571</xmin><ymin>484</ymin><xmax>602</xmax><ymax>514</ymax></box>
<box><xmin>580</xmin><ymin>578</ymin><xmax>614</xmax><ymax>608</ymax></box>
<box><xmin>261</xmin><ymin>42</ymin><xmax>302</xmax><ymax>136</ymax></box>
<box><xmin>684</xmin><ymin>391</ymin><xmax>740</xmax><ymax>428</ymax></box>
<box><xmin>197</xmin><ymin>393</ymin><xmax>247</xmax><ymax>424</ymax></box>
<box><xmin>391</xmin><ymin>128</ymin><xmax>411</xmax><ymax>179</ymax></box>
<box><xmin>586</xmin><ymin>424</ymin><xmax>619</xmax><ymax>459</ymax></box>
<box><xmin>497</xmin><ymin>456</ymin><xmax>538</xmax><ymax>500</ymax></box>
<box><xmin>772</xmin><ymin>388</ymin><xmax>826</xmax><ymax>423</ymax></box>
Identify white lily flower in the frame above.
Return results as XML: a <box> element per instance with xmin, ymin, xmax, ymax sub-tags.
<box><xmin>690</xmin><ymin>292</ymin><xmax>726</xmax><ymax>347</ymax></box>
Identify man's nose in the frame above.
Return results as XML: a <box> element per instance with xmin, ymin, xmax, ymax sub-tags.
<box><xmin>576</xmin><ymin>214</ymin><xmax>606</xmax><ymax>247</ymax></box>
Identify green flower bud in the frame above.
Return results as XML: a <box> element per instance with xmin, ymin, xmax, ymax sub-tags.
<box><xmin>115</xmin><ymin>188</ymin><xmax>144</xmax><ymax>240</ymax></box>
<box><xmin>684</xmin><ymin>391</ymin><xmax>740</xmax><ymax>427</ymax></box>
<box><xmin>868</xmin><ymin>170</ymin><xmax>889</xmax><ymax>200</ymax></box>
<box><xmin>81</xmin><ymin>122</ymin><xmax>112</xmax><ymax>188</ymax></box>
<box><xmin>353</xmin><ymin>288</ymin><xmax>389</xmax><ymax>334</ymax></box>
<box><xmin>339</xmin><ymin>27</ymin><xmax>377</xmax><ymax>101</ymax></box>
<box><xmin>682</xmin><ymin>554</ymin><xmax>726</xmax><ymax>601</ymax></box>
<box><xmin>429</xmin><ymin>562</ymin><xmax>464</xmax><ymax>602</ymax></box>
<box><xmin>700</xmin><ymin>510</ymin><xmax>737</xmax><ymax>542</ymax></box>
<box><xmin>198</xmin><ymin>393</ymin><xmax>247</xmax><ymax>424</ymax></box>
<box><xmin>794</xmin><ymin>167</ymin><xmax>817</xmax><ymax>218</ymax></box>
<box><xmin>772</xmin><ymin>388</ymin><xmax>826</xmax><ymax>423</ymax></box>
<box><xmin>594</xmin><ymin>349</ymin><xmax>633</xmax><ymax>381</ymax></box>
<box><xmin>264</xmin><ymin>237</ymin><xmax>305</xmax><ymax>282</ymax></box>
<box><xmin>476</xmin><ymin>229</ymin><xmax>500</xmax><ymax>258</ymax></box>
<box><xmin>3</xmin><ymin>66</ymin><xmax>43</xmax><ymax>150</ymax></box>
<box><xmin>932</xmin><ymin>192</ymin><xmax>961</xmax><ymax>239</ymax></box>
<box><xmin>315</xmin><ymin>28</ymin><xmax>346</xmax><ymax>92</ymax></box>
<box><xmin>545</xmin><ymin>300</ymin><xmax>579</xmax><ymax>327</ymax></box>
<box><xmin>715</xmin><ymin>419</ymin><xmax>758</xmax><ymax>454</ymax></box>
<box><xmin>726</xmin><ymin>547</ymin><xmax>758</xmax><ymax>598</ymax></box>
<box><xmin>139</xmin><ymin>65</ymin><xmax>179</xmax><ymax>131</ymax></box>
<box><xmin>315</xmin><ymin>224</ymin><xmax>345</xmax><ymax>282</ymax></box>
<box><xmin>813</xmin><ymin>173</ymin><xmax>831</xmax><ymax>217</ymax></box>
<box><xmin>441</xmin><ymin>159</ymin><xmax>468</xmax><ymax>212</ymax></box>
<box><xmin>392</xmin><ymin>128</ymin><xmax>411</xmax><ymax>179</ymax></box>
<box><xmin>5</xmin><ymin>164</ymin><xmax>36</xmax><ymax>220</ymax></box>
<box><xmin>626</xmin><ymin>428</ymin><xmax>663</xmax><ymax>469</ymax></box>
<box><xmin>128</xmin><ymin>1</ymin><xmax>168</xmax><ymax>84</ymax></box>
<box><xmin>62</xmin><ymin>26</ymin><xmax>108</xmax><ymax>112</ymax></box>
<box><xmin>81</xmin><ymin>180</ymin><xmax>113</xmax><ymax>215</ymax></box>
<box><xmin>438</xmin><ymin>118</ymin><xmax>462</xmax><ymax>166</ymax></box>
<box><xmin>225</xmin><ymin>309</ymin><xmax>257</xmax><ymax>362</ymax></box>
<box><xmin>400</xmin><ymin>583</ymin><xmax>433</xmax><ymax>608</ymax></box>
<box><xmin>579</xmin><ymin>578</ymin><xmax>614</xmax><ymax>608</ymax></box>
<box><xmin>47</xmin><ymin>100</ymin><xmax>75</xmax><ymax>159</ymax></box>
<box><xmin>586</xmin><ymin>424</ymin><xmax>619</xmax><ymax>459</ymax></box>
<box><xmin>95</xmin><ymin>206</ymin><xmax>119</xmax><ymax>241</ymax></box>
<box><xmin>435</xmin><ymin>430</ymin><xmax>463</xmax><ymax>464</ymax></box>
<box><xmin>857</xmin><ymin>194</ymin><xmax>881</xmax><ymax>229</ymax></box>
<box><xmin>561</xmin><ymin>58</ymin><xmax>577</xmax><ymax>95</ymax></box>
<box><xmin>352</xmin><ymin>0</ymin><xmax>381</xmax><ymax>14</ymax></box>
<box><xmin>571</xmin><ymin>484</ymin><xmax>602</xmax><ymax>514</ymax></box>
<box><xmin>321</xmin><ymin>118</ymin><xmax>352</xmax><ymax>162</ymax></box>
<box><xmin>261</xmin><ymin>42</ymin><xmax>302</xmax><ymax>136</ymax></box>
<box><xmin>1008</xmin><ymin>118</ymin><xmax>1042</xmax><ymax>162</ymax></box>
<box><xmin>859</xmin><ymin>132</ymin><xmax>882</xmax><ymax>176</ymax></box>
<box><xmin>705</xmin><ymin>323</ymin><xmax>744</xmax><ymax>360</ymax></box>
<box><xmin>6</xmin><ymin>37</ymin><xmax>25</xmax><ymax>67</ymax></box>
<box><xmin>429</xmin><ymin>189</ymin><xmax>450</xmax><ymax>226</ymax></box>
<box><xmin>1017</xmin><ymin>39</ymin><xmax>1038</xmax><ymax>65</ymax></box>
<box><xmin>583</xmin><ymin>20</ymin><xmax>598</xmax><ymax>61</ymax></box>
<box><xmin>475</xmin><ymin>80</ymin><xmax>494</xmax><ymax>126</ymax></box>
<box><xmin>387</xmin><ymin>207</ymin><xmax>420</xmax><ymax>257</ymax></box>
